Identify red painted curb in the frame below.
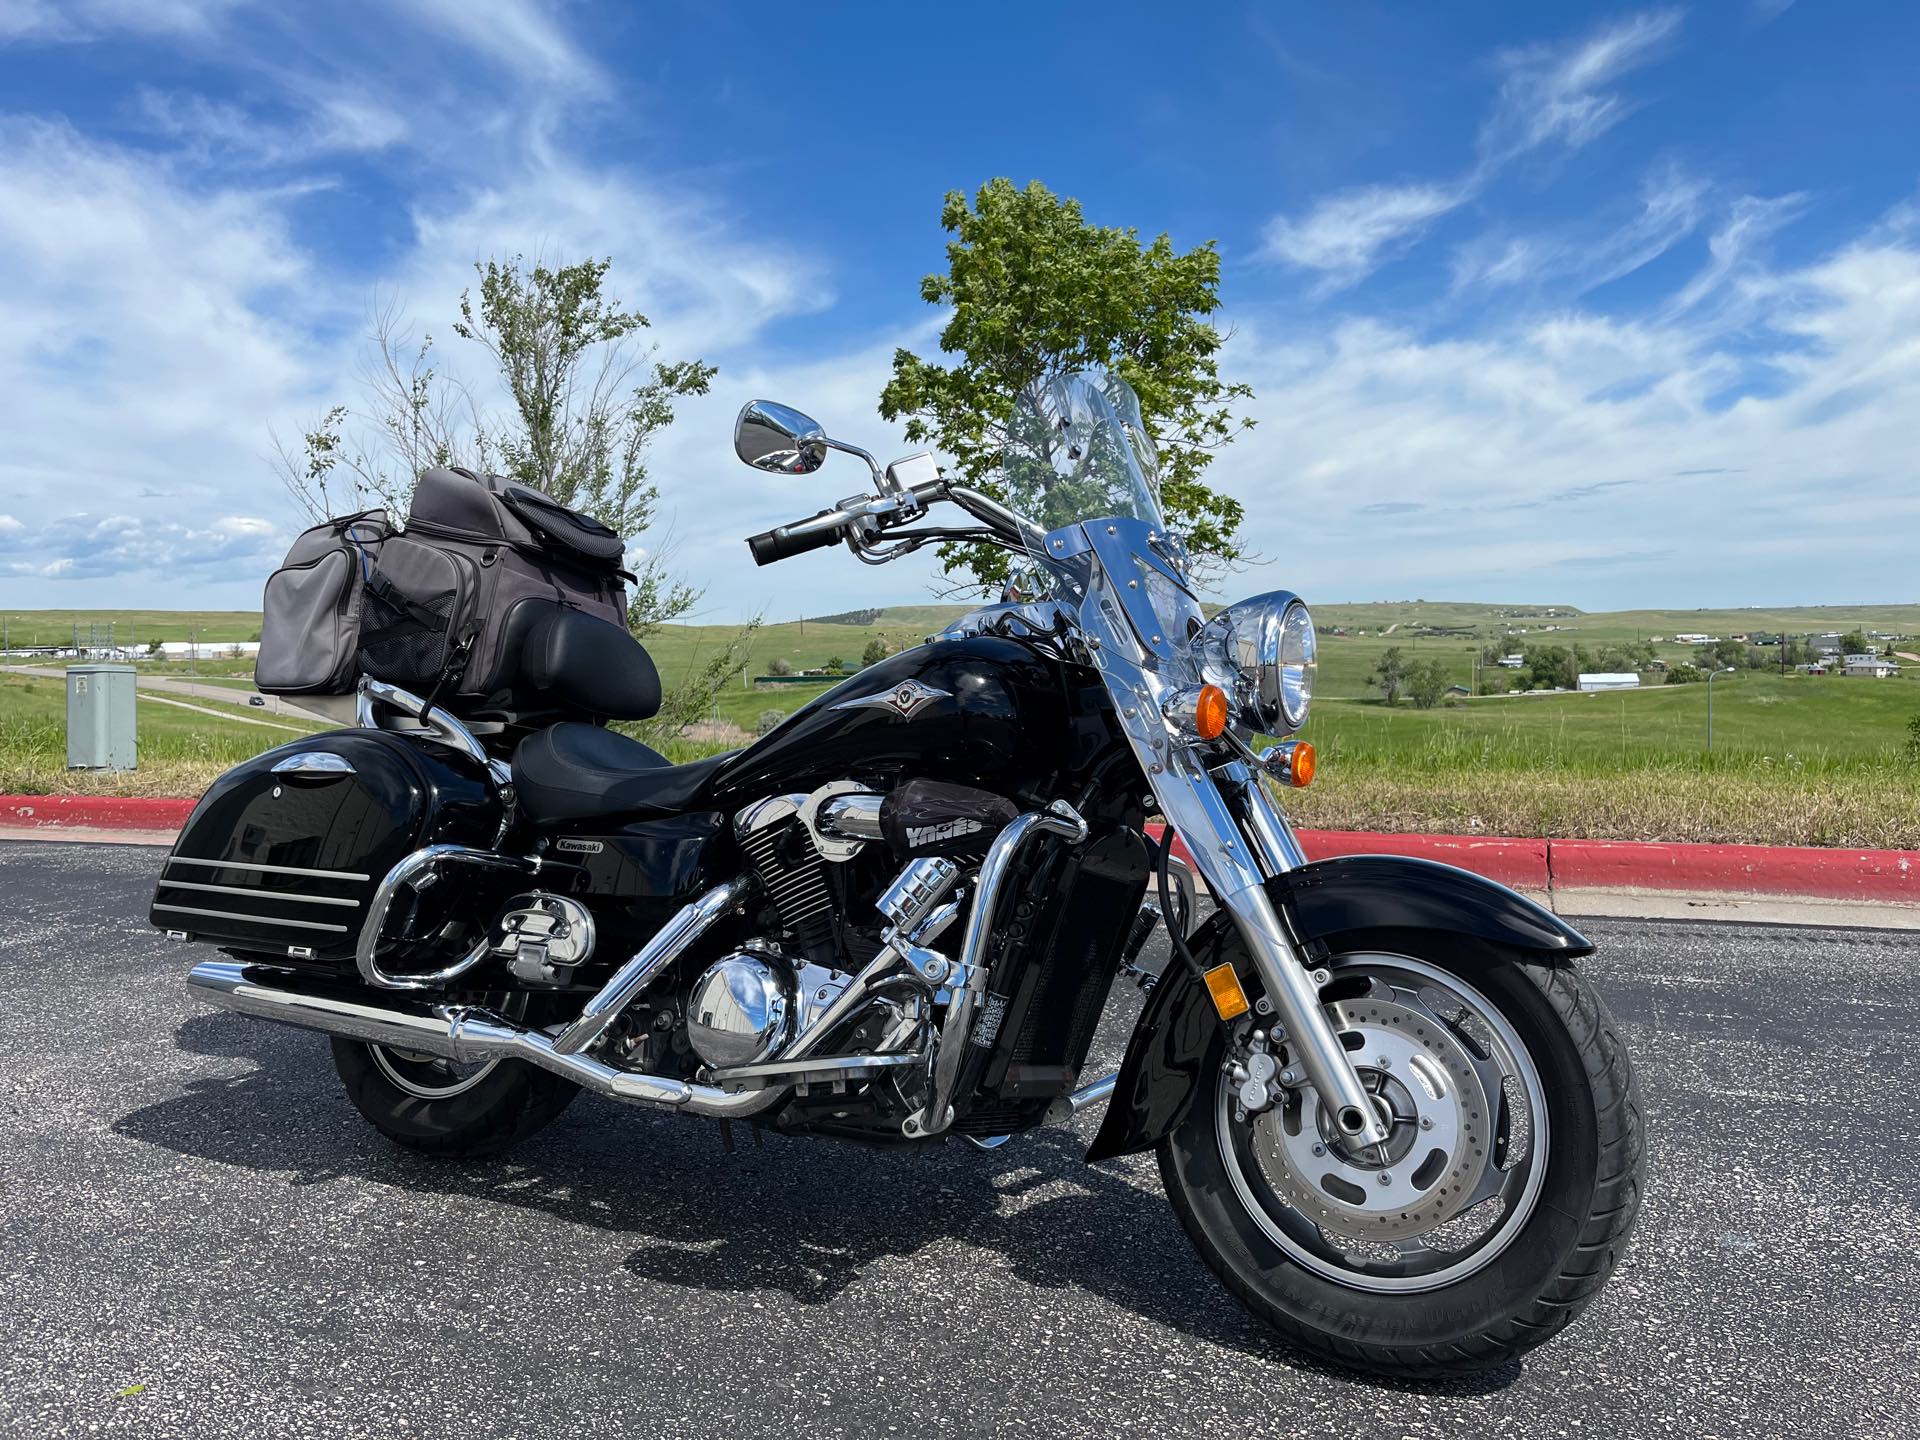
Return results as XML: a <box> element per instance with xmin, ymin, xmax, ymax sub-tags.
<box><xmin>1144</xmin><ymin>822</ymin><xmax>1916</xmax><ymax>902</ymax></box>
<box><xmin>1147</xmin><ymin>824</ymin><xmax>1549</xmax><ymax>890</ymax></box>
<box><xmin>0</xmin><ymin>795</ymin><xmax>196</xmax><ymax>831</ymax></box>
<box><xmin>1549</xmin><ymin>838</ymin><xmax>1919</xmax><ymax>902</ymax></box>
<box><xmin>1300</xmin><ymin>830</ymin><xmax>1551</xmax><ymax>891</ymax></box>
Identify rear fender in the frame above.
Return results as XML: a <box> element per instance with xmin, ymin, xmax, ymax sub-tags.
<box><xmin>1085</xmin><ymin>856</ymin><xmax>1591</xmax><ymax>1163</ymax></box>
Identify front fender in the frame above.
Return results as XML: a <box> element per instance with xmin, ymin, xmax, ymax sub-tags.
<box><xmin>1085</xmin><ymin>855</ymin><xmax>1590</xmax><ymax>1163</ymax></box>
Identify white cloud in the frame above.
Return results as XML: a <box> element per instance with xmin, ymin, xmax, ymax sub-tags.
<box><xmin>1268</xmin><ymin>12</ymin><xmax>1683</xmax><ymax>289</ymax></box>
<box><xmin>0</xmin><ymin>0</ymin><xmax>240</xmax><ymax>42</ymax></box>
<box><xmin>1210</xmin><ymin>210</ymin><xmax>1920</xmax><ymax>609</ymax></box>
<box><xmin>1263</xmin><ymin>183</ymin><xmax>1465</xmax><ymax>290</ymax></box>
<box><xmin>391</xmin><ymin>0</ymin><xmax>602</xmax><ymax>93</ymax></box>
<box><xmin>1480</xmin><ymin>10</ymin><xmax>1683</xmax><ymax>167</ymax></box>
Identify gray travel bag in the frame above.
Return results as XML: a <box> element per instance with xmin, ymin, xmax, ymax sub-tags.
<box><xmin>256</xmin><ymin>469</ymin><xmax>630</xmax><ymax>709</ymax></box>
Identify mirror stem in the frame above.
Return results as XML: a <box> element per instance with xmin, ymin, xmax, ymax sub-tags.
<box><xmin>826</xmin><ymin>438</ymin><xmax>897</xmax><ymax>493</ymax></box>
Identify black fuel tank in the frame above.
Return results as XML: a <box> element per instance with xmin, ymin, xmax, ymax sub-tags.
<box><xmin>151</xmin><ymin>729</ymin><xmax>500</xmax><ymax>963</ymax></box>
<box><xmin>711</xmin><ymin>635</ymin><xmax>1080</xmax><ymax>806</ymax></box>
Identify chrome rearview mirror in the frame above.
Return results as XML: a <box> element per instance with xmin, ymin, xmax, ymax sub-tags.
<box><xmin>735</xmin><ymin>400</ymin><xmax>829</xmax><ymax>475</ymax></box>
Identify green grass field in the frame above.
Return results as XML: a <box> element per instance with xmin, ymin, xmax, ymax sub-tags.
<box><xmin>6</xmin><ymin>604</ymin><xmax>1918</xmax><ymax>845</ymax></box>
<box><xmin>0</xmin><ymin>674</ymin><xmax>322</xmax><ymax>796</ymax></box>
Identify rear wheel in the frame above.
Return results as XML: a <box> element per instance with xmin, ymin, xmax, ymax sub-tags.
<box><xmin>331</xmin><ymin>996</ymin><xmax>579</xmax><ymax>1157</ymax></box>
<box><xmin>1159</xmin><ymin>936</ymin><xmax>1641</xmax><ymax>1377</ymax></box>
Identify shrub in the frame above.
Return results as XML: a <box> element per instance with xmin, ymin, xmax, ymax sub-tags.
<box><xmin>766</xmin><ymin>657</ymin><xmax>794</xmax><ymax>677</ymax></box>
<box><xmin>755</xmin><ymin>709</ymin><xmax>785</xmax><ymax>737</ymax></box>
<box><xmin>1665</xmin><ymin>664</ymin><xmax>1703</xmax><ymax>685</ymax></box>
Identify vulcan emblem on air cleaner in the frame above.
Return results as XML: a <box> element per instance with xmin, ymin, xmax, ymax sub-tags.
<box><xmin>830</xmin><ymin>678</ymin><xmax>952</xmax><ymax>721</ymax></box>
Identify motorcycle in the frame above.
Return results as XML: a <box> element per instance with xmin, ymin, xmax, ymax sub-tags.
<box><xmin>157</xmin><ymin>371</ymin><xmax>1641</xmax><ymax>1378</ymax></box>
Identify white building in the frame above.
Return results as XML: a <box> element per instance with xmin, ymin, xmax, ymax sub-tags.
<box><xmin>1844</xmin><ymin>654</ymin><xmax>1899</xmax><ymax>678</ymax></box>
<box><xmin>154</xmin><ymin>640</ymin><xmax>260</xmax><ymax>659</ymax></box>
<box><xmin>1497</xmin><ymin>654</ymin><xmax>1525</xmax><ymax>668</ymax></box>
<box><xmin>1578</xmin><ymin>672</ymin><xmax>1640</xmax><ymax>691</ymax></box>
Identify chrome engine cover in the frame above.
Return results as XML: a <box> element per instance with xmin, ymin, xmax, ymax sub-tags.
<box><xmin>686</xmin><ymin>945</ymin><xmax>856</xmax><ymax>1070</ymax></box>
<box><xmin>686</xmin><ymin>951</ymin><xmax>793</xmax><ymax>1069</ymax></box>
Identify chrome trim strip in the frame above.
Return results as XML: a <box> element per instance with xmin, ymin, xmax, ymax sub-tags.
<box><xmin>165</xmin><ymin>856</ymin><xmax>371</xmax><ymax>883</ymax></box>
<box><xmin>156</xmin><ymin>880</ymin><xmax>362</xmax><ymax>908</ymax></box>
<box><xmin>270</xmin><ymin>752</ymin><xmax>355</xmax><ymax>776</ymax></box>
<box><xmin>153</xmin><ymin>904</ymin><xmax>350</xmax><ymax>934</ymax></box>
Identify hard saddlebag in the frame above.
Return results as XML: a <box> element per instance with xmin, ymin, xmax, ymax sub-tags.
<box><xmin>255</xmin><ymin>510</ymin><xmax>392</xmax><ymax>696</ymax></box>
<box><xmin>364</xmin><ymin>467</ymin><xmax>631</xmax><ymax>707</ymax></box>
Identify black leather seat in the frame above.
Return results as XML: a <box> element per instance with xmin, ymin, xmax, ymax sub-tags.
<box><xmin>512</xmin><ymin>722</ymin><xmax>732</xmax><ymax>825</ymax></box>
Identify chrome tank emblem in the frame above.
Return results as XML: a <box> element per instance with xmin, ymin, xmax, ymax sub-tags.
<box><xmin>829</xmin><ymin>678</ymin><xmax>952</xmax><ymax>721</ymax></box>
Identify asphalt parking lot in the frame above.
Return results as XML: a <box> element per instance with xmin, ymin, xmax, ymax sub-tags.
<box><xmin>2</xmin><ymin>840</ymin><xmax>1915</xmax><ymax>1439</ymax></box>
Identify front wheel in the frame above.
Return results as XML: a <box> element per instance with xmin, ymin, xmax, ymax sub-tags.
<box><xmin>1159</xmin><ymin>937</ymin><xmax>1642</xmax><ymax>1378</ymax></box>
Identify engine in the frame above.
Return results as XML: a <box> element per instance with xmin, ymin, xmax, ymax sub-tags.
<box><xmin>681</xmin><ymin>778</ymin><xmax>1012</xmax><ymax>1078</ymax></box>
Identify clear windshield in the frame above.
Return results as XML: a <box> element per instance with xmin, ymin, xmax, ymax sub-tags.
<box><xmin>1002</xmin><ymin>372</ymin><xmax>1166</xmax><ymax>551</ymax></box>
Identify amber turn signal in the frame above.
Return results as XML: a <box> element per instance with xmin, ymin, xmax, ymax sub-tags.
<box><xmin>1194</xmin><ymin>684</ymin><xmax>1230</xmax><ymax>740</ymax></box>
<box><xmin>1264</xmin><ymin>739</ymin><xmax>1316</xmax><ymax>787</ymax></box>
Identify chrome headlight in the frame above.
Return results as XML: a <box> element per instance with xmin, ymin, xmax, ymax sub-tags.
<box><xmin>1198</xmin><ymin>591</ymin><xmax>1316</xmax><ymax>735</ymax></box>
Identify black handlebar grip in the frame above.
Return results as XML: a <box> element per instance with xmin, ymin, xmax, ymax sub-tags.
<box><xmin>747</xmin><ymin>516</ymin><xmax>844</xmax><ymax>565</ymax></box>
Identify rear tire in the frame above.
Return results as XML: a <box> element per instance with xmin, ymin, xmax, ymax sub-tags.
<box><xmin>331</xmin><ymin>1038</ymin><xmax>579</xmax><ymax>1159</ymax></box>
<box><xmin>1159</xmin><ymin>935</ymin><xmax>1642</xmax><ymax>1378</ymax></box>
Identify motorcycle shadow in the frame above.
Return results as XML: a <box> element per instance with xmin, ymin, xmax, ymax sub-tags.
<box><xmin>115</xmin><ymin>1011</ymin><xmax>1522</xmax><ymax>1396</ymax></box>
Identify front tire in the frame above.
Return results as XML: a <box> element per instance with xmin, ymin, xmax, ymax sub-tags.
<box><xmin>331</xmin><ymin>1037</ymin><xmax>579</xmax><ymax>1159</ymax></box>
<box><xmin>1160</xmin><ymin>935</ymin><xmax>1642</xmax><ymax>1378</ymax></box>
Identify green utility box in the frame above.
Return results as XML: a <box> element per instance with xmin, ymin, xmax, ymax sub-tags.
<box><xmin>67</xmin><ymin>664</ymin><xmax>138</xmax><ymax>771</ymax></box>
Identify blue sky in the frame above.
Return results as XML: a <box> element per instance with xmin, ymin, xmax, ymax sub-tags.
<box><xmin>0</xmin><ymin>1</ymin><xmax>1915</xmax><ymax>620</ymax></box>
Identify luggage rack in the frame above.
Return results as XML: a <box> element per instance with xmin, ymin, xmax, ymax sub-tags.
<box><xmin>355</xmin><ymin>677</ymin><xmax>511</xmax><ymax>788</ymax></box>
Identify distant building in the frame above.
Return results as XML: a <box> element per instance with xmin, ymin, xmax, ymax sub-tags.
<box><xmin>1844</xmin><ymin>656</ymin><xmax>1899</xmax><ymax>678</ymax></box>
<box><xmin>1578</xmin><ymin>672</ymin><xmax>1640</xmax><ymax>691</ymax></box>
<box><xmin>1673</xmin><ymin>633</ymin><xmax>1719</xmax><ymax>644</ymax></box>
<box><xmin>1497</xmin><ymin>654</ymin><xmax>1525</xmax><ymax>668</ymax></box>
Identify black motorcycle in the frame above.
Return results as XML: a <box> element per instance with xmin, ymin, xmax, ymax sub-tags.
<box><xmin>156</xmin><ymin>371</ymin><xmax>1641</xmax><ymax>1377</ymax></box>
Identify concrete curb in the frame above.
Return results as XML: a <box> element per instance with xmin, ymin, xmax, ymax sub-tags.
<box><xmin>2</xmin><ymin>795</ymin><xmax>1915</xmax><ymax>910</ymax></box>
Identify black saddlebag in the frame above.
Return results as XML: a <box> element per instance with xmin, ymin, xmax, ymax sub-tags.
<box><xmin>151</xmin><ymin>730</ymin><xmax>501</xmax><ymax>966</ymax></box>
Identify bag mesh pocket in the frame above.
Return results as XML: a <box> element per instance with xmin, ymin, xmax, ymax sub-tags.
<box><xmin>357</xmin><ymin>579</ymin><xmax>455</xmax><ymax>688</ymax></box>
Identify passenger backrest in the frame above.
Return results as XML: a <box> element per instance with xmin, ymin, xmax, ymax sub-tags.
<box><xmin>512</xmin><ymin>603</ymin><xmax>662</xmax><ymax>721</ymax></box>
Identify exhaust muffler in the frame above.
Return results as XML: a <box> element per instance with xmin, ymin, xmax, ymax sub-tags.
<box><xmin>187</xmin><ymin>960</ymin><xmax>783</xmax><ymax>1117</ymax></box>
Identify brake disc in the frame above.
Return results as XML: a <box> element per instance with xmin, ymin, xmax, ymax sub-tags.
<box><xmin>1252</xmin><ymin>996</ymin><xmax>1494</xmax><ymax>1243</ymax></box>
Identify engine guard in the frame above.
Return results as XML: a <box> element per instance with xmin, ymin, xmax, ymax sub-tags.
<box><xmin>1085</xmin><ymin>855</ymin><xmax>1592</xmax><ymax>1163</ymax></box>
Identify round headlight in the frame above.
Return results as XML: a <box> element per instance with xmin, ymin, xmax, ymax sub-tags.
<box><xmin>1276</xmin><ymin>600</ymin><xmax>1316</xmax><ymax>731</ymax></box>
<box><xmin>1199</xmin><ymin>591</ymin><xmax>1316</xmax><ymax>735</ymax></box>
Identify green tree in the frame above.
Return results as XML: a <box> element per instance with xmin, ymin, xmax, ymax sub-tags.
<box><xmin>765</xmin><ymin>656</ymin><xmax>794</xmax><ymax>677</ymax></box>
<box><xmin>1524</xmin><ymin>645</ymin><xmax>1576</xmax><ymax>692</ymax></box>
<box><xmin>880</xmin><ymin>178</ymin><xmax>1250</xmax><ymax>592</ymax></box>
<box><xmin>1406</xmin><ymin>658</ymin><xmax>1451</xmax><ymax>709</ymax></box>
<box><xmin>860</xmin><ymin>636</ymin><xmax>890</xmax><ymax>668</ymax></box>
<box><xmin>823</xmin><ymin>656</ymin><xmax>845</xmax><ymax>675</ymax></box>
<box><xmin>755</xmin><ymin>708</ymin><xmax>786</xmax><ymax>737</ymax></box>
<box><xmin>1369</xmin><ymin>646</ymin><xmax>1409</xmax><ymax>705</ymax></box>
<box><xmin>1665</xmin><ymin>663</ymin><xmax>1704</xmax><ymax>685</ymax></box>
<box><xmin>274</xmin><ymin>256</ymin><xmax>751</xmax><ymax>741</ymax></box>
<box><xmin>1841</xmin><ymin>629</ymin><xmax>1871</xmax><ymax>654</ymax></box>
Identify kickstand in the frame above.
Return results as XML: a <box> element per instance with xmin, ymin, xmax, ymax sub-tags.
<box><xmin>718</xmin><ymin>1119</ymin><xmax>735</xmax><ymax>1154</ymax></box>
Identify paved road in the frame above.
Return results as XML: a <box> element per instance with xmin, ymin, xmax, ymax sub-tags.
<box><xmin>2</xmin><ymin>842</ymin><xmax>1915</xmax><ymax>1438</ymax></box>
<box><xmin>2</xmin><ymin>664</ymin><xmax>314</xmax><ymax>726</ymax></box>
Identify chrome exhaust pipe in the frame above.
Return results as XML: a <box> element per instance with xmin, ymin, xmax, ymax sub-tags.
<box><xmin>187</xmin><ymin>960</ymin><xmax>783</xmax><ymax>1118</ymax></box>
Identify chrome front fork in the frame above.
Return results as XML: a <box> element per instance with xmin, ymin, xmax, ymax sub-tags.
<box><xmin>1168</xmin><ymin>755</ymin><xmax>1391</xmax><ymax>1149</ymax></box>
